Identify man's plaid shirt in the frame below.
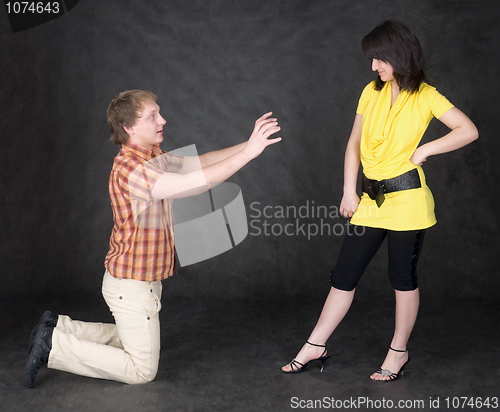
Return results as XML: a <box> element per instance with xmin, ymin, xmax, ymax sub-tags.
<box><xmin>105</xmin><ymin>142</ymin><xmax>184</xmax><ymax>282</ymax></box>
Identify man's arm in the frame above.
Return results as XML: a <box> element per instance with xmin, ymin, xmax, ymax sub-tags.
<box><xmin>199</xmin><ymin>141</ymin><xmax>247</xmax><ymax>167</ymax></box>
<box><xmin>151</xmin><ymin>113</ymin><xmax>281</xmax><ymax>200</ymax></box>
<box><xmin>179</xmin><ymin>142</ymin><xmax>247</xmax><ymax>174</ymax></box>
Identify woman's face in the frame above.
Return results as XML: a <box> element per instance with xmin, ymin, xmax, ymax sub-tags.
<box><xmin>372</xmin><ymin>59</ymin><xmax>395</xmax><ymax>83</ymax></box>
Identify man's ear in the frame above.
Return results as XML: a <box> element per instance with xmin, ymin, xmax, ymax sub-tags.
<box><xmin>123</xmin><ymin>125</ymin><xmax>134</xmax><ymax>136</ymax></box>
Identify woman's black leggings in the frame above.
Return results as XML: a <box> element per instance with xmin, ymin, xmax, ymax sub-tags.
<box><xmin>330</xmin><ymin>225</ymin><xmax>426</xmax><ymax>291</ymax></box>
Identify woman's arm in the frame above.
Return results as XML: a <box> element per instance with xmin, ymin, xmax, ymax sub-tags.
<box><xmin>340</xmin><ymin>113</ymin><xmax>363</xmax><ymax>218</ymax></box>
<box><xmin>410</xmin><ymin>107</ymin><xmax>478</xmax><ymax>165</ymax></box>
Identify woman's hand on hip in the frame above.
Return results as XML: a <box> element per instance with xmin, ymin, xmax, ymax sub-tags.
<box><xmin>340</xmin><ymin>192</ymin><xmax>360</xmax><ymax>218</ymax></box>
<box><xmin>410</xmin><ymin>146</ymin><xmax>428</xmax><ymax>166</ymax></box>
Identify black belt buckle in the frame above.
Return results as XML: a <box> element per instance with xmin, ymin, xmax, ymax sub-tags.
<box><xmin>375</xmin><ymin>184</ymin><xmax>385</xmax><ymax>207</ymax></box>
<box><xmin>362</xmin><ymin>176</ymin><xmax>386</xmax><ymax>207</ymax></box>
<box><xmin>362</xmin><ymin>168</ymin><xmax>421</xmax><ymax>208</ymax></box>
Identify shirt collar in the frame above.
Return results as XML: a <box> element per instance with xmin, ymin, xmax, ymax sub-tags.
<box><xmin>120</xmin><ymin>142</ymin><xmax>163</xmax><ymax>160</ymax></box>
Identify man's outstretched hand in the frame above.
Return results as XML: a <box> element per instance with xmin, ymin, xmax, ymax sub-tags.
<box><xmin>243</xmin><ymin>112</ymin><xmax>282</xmax><ymax>160</ymax></box>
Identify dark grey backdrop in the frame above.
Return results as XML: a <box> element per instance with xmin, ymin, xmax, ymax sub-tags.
<box><xmin>1</xmin><ymin>0</ymin><xmax>498</xmax><ymax>307</ymax></box>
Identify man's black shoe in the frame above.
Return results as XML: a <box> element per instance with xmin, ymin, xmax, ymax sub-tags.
<box><xmin>28</xmin><ymin>311</ymin><xmax>58</xmax><ymax>354</ymax></box>
<box><xmin>26</xmin><ymin>322</ymin><xmax>54</xmax><ymax>388</ymax></box>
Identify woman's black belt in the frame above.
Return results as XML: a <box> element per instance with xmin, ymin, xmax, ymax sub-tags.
<box><xmin>362</xmin><ymin>168</ymin><xmax>421</xmax><ymax>207</ymax></box>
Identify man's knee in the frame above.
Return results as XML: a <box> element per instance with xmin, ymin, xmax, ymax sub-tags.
<box><xmin>130</xmin><ymin>367</ymin><xmax>158</xmax><ymax>385</ymax></box>
<box><xmin>135</xmin><ymin>375</ymin><xmax>156</xmax><ymax>385</ymax></box>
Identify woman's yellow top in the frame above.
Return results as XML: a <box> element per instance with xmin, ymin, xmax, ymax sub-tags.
<box><xmin>350</xmin><ymin>81</ymin><xmax>454</xmax><ymax>230</ymax></box>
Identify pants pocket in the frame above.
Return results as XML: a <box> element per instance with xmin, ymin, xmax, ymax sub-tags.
<box><xmin>144</xmin><ymin>287</ymin><xmax>162</xmax><ymax>319</ymax></box>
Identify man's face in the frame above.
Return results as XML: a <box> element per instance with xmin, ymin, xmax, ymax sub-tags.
<box><xmin>125</xmin><ymin>100</ymin><xmax>166</xmax><ymax>151</ymax></box>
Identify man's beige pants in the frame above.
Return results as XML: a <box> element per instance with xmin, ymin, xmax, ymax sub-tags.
<box><xmin>47</xmin><ymin>271</ymin><xmax>162</xmax><ymax>384</ymax></box>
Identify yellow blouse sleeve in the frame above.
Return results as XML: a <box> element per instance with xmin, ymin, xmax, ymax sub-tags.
<box><xmin>356</xmin><ymin>82</ymin><xmax>376</xmax><ymax>115</ymax></box>
<box><xmin>420</xmin><ymin>84</ymin><xmax>454</xmax><ymax>119</ymax></box>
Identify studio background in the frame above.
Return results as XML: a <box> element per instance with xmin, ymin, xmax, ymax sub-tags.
<box><xmin>1</xmin><ymin>1</ymin><xmax>499</xmax><ymax>410</ymax></box>
<box><xmin>1</xmin><ymin>1</ymin><xmax>498</xmax><ymax>312</ymax></box>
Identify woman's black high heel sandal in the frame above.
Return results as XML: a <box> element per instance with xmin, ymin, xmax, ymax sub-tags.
<box><xmin>370</xmin><ymin>347</ymin><xmax>410</xmax><ymax>381</ymax></box>
<box><xmin>283</xmin><ymin>341</ymin><xmax>330</xmax><ymax>373</ymax></box>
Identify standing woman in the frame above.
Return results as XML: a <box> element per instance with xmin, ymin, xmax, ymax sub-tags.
<box><xmin>282</xmin><ymin>20</ymin><xmax>478</xmax><ymax>381</ymax></box>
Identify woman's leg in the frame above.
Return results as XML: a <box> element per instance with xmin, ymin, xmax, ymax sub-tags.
<box><xmin>282</xmin><ymin>225</ymin><xmax>387</xmax><ymax>372</ymax></box>
<box><xmin>370</xmin><ymin>229</ymin><xmax>425</xmax><ymax>381</ymax></box>
<box><xmin>369</xmin><ymin>288</ymin><xmax>418</xmax><ymax>380</ymax></box>
<box><xmin>281</xmin><ymin>287</ymin><xmax>355</xmax><ymax>371</ymax></box>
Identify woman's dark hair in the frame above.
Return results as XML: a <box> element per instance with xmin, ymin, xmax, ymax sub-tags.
<box><xmin>361</xmin><ymin>20</ymin><xmax>429</xmax><ymax>93</ymax></box>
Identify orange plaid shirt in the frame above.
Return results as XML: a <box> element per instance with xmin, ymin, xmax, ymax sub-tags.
<box><xmin>105</xmin><ymin>142</ymin><xmax>184</xmax><ymax>282</ymax></box>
